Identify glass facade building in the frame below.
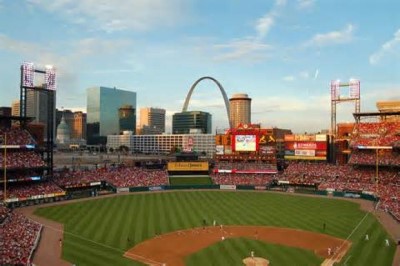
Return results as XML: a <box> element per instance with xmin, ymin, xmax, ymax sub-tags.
<box><xmin>119</xmin><ymin>105</ymin><xmax>136</xmax><ymax>133</ymax></box>
<box><xmin>87</xmin><ymin>86</ymin><xmax>136</xmax><ymax>145</ymax></box>
<box><xmin>172</xmin><ymin>111</ymin><xmax>212</xmax><ymax>134</ymax></box>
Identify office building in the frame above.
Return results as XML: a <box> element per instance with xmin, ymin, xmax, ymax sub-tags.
<box><xmin>26</xmin><ymin>88</ymin><xmax>56</xmax><ymax>139</ymax></box>
<box><xmin>172</xmin><ymin>111</ymin><xmax>211</xmax><ymax>134</ymax></box>
<box><xmin>119</xmin><ymin>105</ymin><xmax>136</xmax><ymax>133</ymax></box>
<box><xmin>229</xmin><ymin>93</ymin><xmax>251</xmax><ymax>128</ymax></box>
<box><xmin>107</xmin><ymin>133</ymin><xmax>215</xmax><ymax>158</ymax></box>
<box><xmin>11</xmin><ymin>100</ymin><xmax>20</xmax><ymax>117</ymax></box>
<box><xmin>139</xmin><ymin>107</ymin><xmax>166</xmax><ymax>135</ymax></box>
<box><xmin>87</xmin><ymin>86</ymin><xmax>136</xmax><ymax>145</ymax></box>
<box><xmin>72</xmin><ymin>111</ymin><xmax>87</xmax><ymax>140</ymax></box>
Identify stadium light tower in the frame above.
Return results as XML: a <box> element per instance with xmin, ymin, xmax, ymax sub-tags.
<box><xmin>330</xmin><ymin>79</ymin><xmax>360</xmax><ymax>137</ymax></box>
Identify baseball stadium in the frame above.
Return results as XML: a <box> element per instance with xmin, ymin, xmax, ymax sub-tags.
<box><xmin>1</xmin><ymin>74</ymin><xmax>400</xmax><ymax>266</ymax></box>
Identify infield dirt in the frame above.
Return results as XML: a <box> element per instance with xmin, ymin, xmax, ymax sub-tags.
<box><xmin>124</xmin><ymin>225</ymin><xmax>351</xmax><ymax>266</ymax></box>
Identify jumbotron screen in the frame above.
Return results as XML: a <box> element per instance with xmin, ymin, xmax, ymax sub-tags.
<box><xmin>235</xmin><ymin>135</ymin><xmax>256</xmax><ymax>152</ymax></box>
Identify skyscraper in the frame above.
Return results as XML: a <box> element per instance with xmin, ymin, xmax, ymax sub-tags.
<box><xmin>11</xmin><ymin>100</ymin><xmax>20</xmax><ymax>117</ymax></box>
<box><xmin>119</xmin><ymin>105</ymin><xmax>136</xmax><ymax>133</ymax></box>
<box><xmin>86</xmin><ymin>86</ymin><xmax>136</xmax><ymax>145</ymax></box>
<box><xmin>72</xmin><ymin>111</ymin><xmax>87</xmax><ymax>140</ymax></box>
<box><xmin>139</xmin><ymin>107</ymin><xmax>166</xmax><ymax>135</ymax></box>
<box><xmin>26</xmin><ymin>88</ymin><xmax>56</xmax><ymax>139</ymax></box>
<box><xmin>172</xmin><ymin>111</ymin><xmax>211</xmax><ymax>134</ymax></box>
<box><xmin>229</xmin><ymin>93</ymin><xmax>251</xmax><ymax>128</ymax></box>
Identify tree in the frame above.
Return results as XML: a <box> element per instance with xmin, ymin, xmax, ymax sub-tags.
<box><xmin>119</xmin><ymin>145</ymin><xmax>130</xmax><ymax>154</ymax></box>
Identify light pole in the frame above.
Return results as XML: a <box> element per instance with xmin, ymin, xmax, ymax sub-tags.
<box><xmin>2</xmin><ymin>134</ymin><xmax>7</xmax><ymax>203</ymax></box>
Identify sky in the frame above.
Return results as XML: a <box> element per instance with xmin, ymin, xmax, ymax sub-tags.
<box><xmin>0</xmin><ymin>0</ymin><xmax>399</xmax><ymax>134</ymax></box>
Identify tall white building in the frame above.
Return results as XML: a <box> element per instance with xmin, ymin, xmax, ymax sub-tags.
<box><xmin>11</xmin><ymin>100</ymin><xmax>20</xmax><ymax>117</ymax></box>
<box><xmin>139</xmin><ymin>107</ymin><xmax>166</xmax><ymax>135</ymax></box>
<box><xmin>107</xmin><ymin>133</ymin><xmax>215</xmax><ymax>158</ymax></box>
<box><xmin>229</xmin><ymin>93</ymin><xmax>251</xmax><ymax>128</ymax></box>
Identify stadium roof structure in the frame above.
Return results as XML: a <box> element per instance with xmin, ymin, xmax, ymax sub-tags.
<box><xmin>353</xmin><ymin>111</ymin><xmax>400</xmax><ymax>122</ymax></box>
<box><xmin>0</xmin><ymin>115</ymin><xmax>34</xmax><ymax>122</ymax></box>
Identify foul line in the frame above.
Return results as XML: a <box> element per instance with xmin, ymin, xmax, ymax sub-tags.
<box><xmin>124</xmin><ymin>252</ymin><xmax>163</xmax><ymax>265</ymax></box>
<box><xmin>331</xmin><ymin>211</ymin><xmax>370</xmax><ymax>263</ymax></box>
<box><xmin>41</xmin><ymin>223</ymin><xmax>125</xmax><ymax>254</ymax></box>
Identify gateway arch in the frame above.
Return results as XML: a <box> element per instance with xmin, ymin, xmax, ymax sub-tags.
<box><xmin>182</xmin><ymin>76</ymin><xmax>232</xmax><ymax>129</ymax></box>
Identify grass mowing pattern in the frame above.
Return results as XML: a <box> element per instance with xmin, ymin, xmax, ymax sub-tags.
<box><xmin>169</xmin><ymin>176</ymin><xmax>213</xmax><ymax>185</ymax></box>
<box><xmin>34</xmin><ymin>191</ymin><xmax>396</xmax><ymax>266</ymax></box>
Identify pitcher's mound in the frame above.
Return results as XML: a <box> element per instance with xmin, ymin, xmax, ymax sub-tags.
<box><xmin>243</xmin><ymin>257</ymin><xmax>270</xmax><ymax>266</ymax></box>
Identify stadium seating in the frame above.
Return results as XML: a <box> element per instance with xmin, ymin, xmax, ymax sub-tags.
<box><xmin>0</xmin><ymin>207</ymin><xmax>41</xmax><ymax>265</ymax></box>
<box><xmin>211</xmin><ymin>173</ymin><xmax>275</xmax><ymax>185</ymax></box>
<box><xmin>53</xmin><ymin>166</ymin><xmax>169</xmax><ymax>188</ymax></box>
<box><xmin>4</xmin><ymin>182</ymin><xmax>65</xmax><ymax>200</ymax></box>
<box><xmin>0</xmin><ymin>151</ymin><xmax>46</xmax><ymax>169</ymax></box>
<box><xmin>279</xmin><ymin>161</ymin><xmax>400</xmax><ymax>222</ymax></box>
<box><xmin>0</xmin><ymin>128</ymin><xmax>36</xmax><ymax>146</ymax></box>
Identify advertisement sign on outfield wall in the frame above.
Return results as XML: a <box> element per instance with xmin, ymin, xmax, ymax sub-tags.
<box><xmin>220</xmin><ymin>185</ymin><xmax>237</xmax><ymax>190</ymax></box>
<box><xmin>168</xmin><ymin>162</ymin><xmax>209</xmax><ymax>171</ymax></box>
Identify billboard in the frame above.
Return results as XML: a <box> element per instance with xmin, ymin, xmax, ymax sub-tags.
<box><xmin>216</xmin><ymin>145</ymin><xmax>224</xmax><ymax>155</ymax></box>
<box><xmin>284</xmin><ymin>134</ymin><xmax>327</xmax><ymax>160</ymax></box>
<box><xmin>234</xmin><ymin>135</ymin><xmax>257</xmax><ymax>152</ymax></box>
<box><xmin>285</xmin><ymin>141</ymin><xmax>327</xmax><ymax>150</ymax></box>
<box><xmin>167</xmin><ymin>162</ymin><xmax>209</xmax><ymax>171</ymax></box>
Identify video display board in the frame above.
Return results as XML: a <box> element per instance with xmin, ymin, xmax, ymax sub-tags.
<box><xmin>234</xmin><ymin>135</ymin><xmax>257</xmax><ymax>152</ymax></box>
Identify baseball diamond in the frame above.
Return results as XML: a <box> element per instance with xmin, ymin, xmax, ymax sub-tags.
<box><xmin>28</xmin><ymin>190</ymin><xmax>397</xmax><ymax>266</ymax></box>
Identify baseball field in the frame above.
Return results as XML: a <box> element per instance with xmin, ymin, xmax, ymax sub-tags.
<box><xmin>34</xmin><ymin>191</ymin><xmax>396</xmax><ymax>265</ymax></box>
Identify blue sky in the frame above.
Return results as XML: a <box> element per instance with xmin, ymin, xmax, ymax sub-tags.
<box><xmin>0</xmin><ymin>0</ymin><xmax>399</xmax><ymax>133</ymax></box>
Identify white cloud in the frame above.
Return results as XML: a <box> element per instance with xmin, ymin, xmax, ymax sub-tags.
<box><xmin>369</xmin><ymin>28</ymin><xmax>400</xmax><ymax>65</ymax></box>
<box><xmin>283</xmin><ymin>75</ymin><xmax>295</xmax><ymax>82</ymax></box>
<box><xmin>256</xmin><ymin>14</ymin><xmax>275</xmax><ymax>39</ymax></box>
<box><xmin>275</xmin><ymin>0</ymin><xmax>287</xmax><ymax>7</ymax></box>
<box><xmin>297</xmin><ymin>0</ymin><xmax>315</xmax><ymax>9</ymax></box>
<box><xmin>27</xmin><ymin>0</ymin><xmax>187</xmax><ymax>32</ymax></box>
<box><xmin>283</xmin><ymin>70</ymin><xmax>314</xmax><ymax>81</ymax></box>
<box><xmin>211</xmin><ymin>0</ymin><xmax>284</xmax><ymax>63</ymax></box>
<box><xmin>313</xmin><ymin>69</ymin><xmax>319</xmax><ymax>80</ymax></box>
<box><xmin>299</xmin><ymin>71</ymin><xmax>309</xmax><ymax>79</ymax></box>
<box><xmin>305</xmin><ymin>24</ymin><xmax>355</xmax><ymax>46</ymax></box>
<box><xmin>213</xmin><ymin>38</ymin><xmax>272</xmax><ymax>62</ymax></box>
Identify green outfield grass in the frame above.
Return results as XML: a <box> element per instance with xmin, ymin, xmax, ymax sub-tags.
<box><xmin>169</xmin><ymin>176</ymin><xmax>213</xmax><ymax>185</ymax></box>
<box><xmin>34</xmin><ymin>191</ymin><xmax>396</xmax><ymax>266</ymax></box>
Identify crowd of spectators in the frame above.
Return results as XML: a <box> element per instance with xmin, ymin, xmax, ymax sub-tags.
<box><xmin>53</xmin><ymin>166</ymin><xmax>169</xmax><ymax>188</ymax></box>
<box><xmin>349</xmin><ymin>149</ymin><xmax>400</xmax><ymax>166</ymax></box>
<box><xmin>0</xmin><ymin>128</ymin><xmax>36</xmax><ymax>146</ymax></box>
<box><xmin>0</xmin><ymin>207</ymin><xmax>41</xmax><ymax>266</ymax></box>
<box><xmin>350</xmin><ymin>121</ymin><xmax>400</xmax><ymax>147</ymax></box>
<box><xmin>0</xmin><ymin>151</ymin><xmax>46</xmax><ymax>169</ymax></box>
<box><xmin>3</xmin><ymin>181</ymin><xmax>65</xmax><ymax>200</ymax></box>
<box><xmin>279</xmin><ymin>161</ymin><xmax>400</xmax><ymax>222</ymax></box>
<box><xmin>214</xmin><ymin>161</ymin><xmax>277</xmax><ymax>171</ymax></box>
<box><xmin>102</xmin><ymin>167</ymin><xmax>168</xmax><ymax>187</ymax></box>
<box><xmin>211</xmin><ymin>173</ymin><xmax>274</xmax><ymax>185</ymax></box>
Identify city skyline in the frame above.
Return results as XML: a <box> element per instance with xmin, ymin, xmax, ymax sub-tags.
<box><xmin>0</xmin><ymin>0</ymin><xmax>399</xmax><ymax>133</ymax></box>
